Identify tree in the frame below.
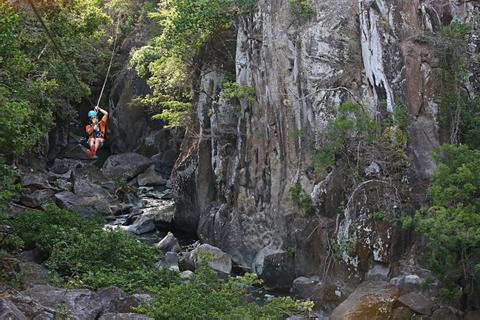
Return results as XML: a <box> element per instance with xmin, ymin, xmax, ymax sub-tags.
<box><xmin>410</xmin><ymin>144</ymin><xmax>480</xmax><ymax>306</ymax></box>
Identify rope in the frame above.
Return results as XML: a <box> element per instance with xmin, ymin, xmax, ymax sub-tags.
<box><xmin>96</xmin><ymin>17</ymin><xmax>120</xmax><ymax>107</ymax></box>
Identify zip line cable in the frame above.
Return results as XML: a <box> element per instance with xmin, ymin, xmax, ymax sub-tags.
<box><xmin>96</xmin><ymin>17</ymin><xmax>120</xmax><ymax>107</ymax></box>
<box><xmin>27</xmin><ymin>0</ymin><xmax>120</xmax><ymax>108</ymax></box>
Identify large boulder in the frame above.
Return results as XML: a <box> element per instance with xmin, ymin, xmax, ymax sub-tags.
<box><xmin>102</xmin><ymin>153</ymin><xmax>152</xmax><ymax>180</ymax></box>
<box><xmin>19</xmin><ymin>189</ymin><xmax>55</xmax><ymax>208</ymax></box>
<box><xmin>21</xmin><ymin>285</ymin><xmax>105</xmax><ymax>320</ymax></box>
<box><xmin>395</xmin><ymin>292</ymin><xmax>436</xmax><ymax>316</ymax></box>
<box><xmin>330</xmin><ymin>281</ymin><xmax>400</xmax><ymax>320</ymax></box>
<box><xmin>55</xmin><ymin>191</ymin><xmax>113</xmax><ymax>216</ymax></box>
<box><xmin>258</xmin><ymin>251</ymin><xmax>296</xmax><ymax>290</ymax></box>
<box><xmin>190</xmin><ymin>244</ymin><xmax>232</xmax><ymax>274</ymax></box>
<box><xmin>20</xmin><ymin>172</ymin><xmax>52</xmax><ymax>189</ymax></box>
<box><xmin>156</xmin><ymin>232</ymin><xmax>181</xmax><ymax>253</ymax></box>
<box><xmin>137</xmin><ymin>165</ymin><xmax>167</xmax><ymax>187</ymax></box>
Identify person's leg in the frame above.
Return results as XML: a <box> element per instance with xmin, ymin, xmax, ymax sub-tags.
<box><xmin>94</xmin><ymin>138</ymin><xmax>104</xmax><ymax>154</ymax></box>
<box><xmin>86</xmin><ymin>138</ymin><xmax>95</xmax><ymax>157</ymax></box>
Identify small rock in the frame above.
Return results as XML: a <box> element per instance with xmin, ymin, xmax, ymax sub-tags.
<box><xmin>397</xmin><ymin>292</ymin><xmax>435</xmax><ymax>315</ymax></box>
<box><xmin>365</xmin><ymin>161</ymin><xmax>381</xmax><ymax>177</ymax></box>
<box><xmin>156</xmin><ymin>252</ymin><xmax>179</xmax><ymax>272</ymax></box>
<box><xmin>367</xmin><ymin>263</ymin><xmax>390</xmax><ymax>281</ymax></box>
<box><xmin>156</xmin><ymin>232</ymin><xmax>181</xmax><ymax>253</ymax></box>
<box><xmin>180</xmin><ymin>270</ymin><xmax>194</xmax><ymax>280</ymax></box>
<box><xmin>190</xmin><ymin>244</ymin><xmax>232</xmax><ymax>274</ymax></box>
<box><xmin>292</xmin><ymin>276</ymin><xmax>321</xmax><ymax>300</ymax></box>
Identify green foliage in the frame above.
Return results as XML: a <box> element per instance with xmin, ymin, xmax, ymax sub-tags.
<box><xmin>289</xmin><ymin>0</ymin><xmax>316</xmax><ymax>18</ymax></box>
<box><xmin>289</xmin><ymin>182</ymin><xmax>315</xmax><ymax>215</ymax></box>
<box><xmin>312</xmin><ymin>102</ymin><xmax>380</xmax><ymax>173</ymax></box>
<box><xmin>219</xmin><ymin>82</ymin><xmax>256</xmax><ymax>107</ymax></box>
<box><xmin>433</xmin><ymin>20</ymin><xmax>477</xmax><ymax>146</ymax></box>
<box><xmin>136</xmin><ymin>264</ymin><xmax>310</xmax><ymax>320</ymax></box>
<box><xmin>0</xmin><ymin>158</ymin><xmax>19</xmax><ymax>204</ymax></box>
<box><xmin>130</xmin><ymin>0</ymin><xmax>257</xmax><ymax>128</ymax></box>
<box><xmin>411</xmin><ymin>144</ymin><xmax>480</xmax><ymax>302</ymax></box>
<box><xmin>0</xmin><ymin>1</ymin><xmax>111</xmax><ymax>158</ymax></box>
<box><xmin>8</xmin><ymin>205</ymin><xmax>178</xmax><ymax>294</ymax></box>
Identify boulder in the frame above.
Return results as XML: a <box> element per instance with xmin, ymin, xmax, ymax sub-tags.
<box><xmin>330</xmin><ymin>281</ymin><xmax>400</xmax><ymax>320</ymax></box>
<box><xmin>259</xmin><ymin>251</ymin><xmax>296</xmax><ymax>290</ymax></box>
<box><xmin>20</xmin><ymin>173</ymin><xmax>51</xmax><ymax>189</ymax></box>
<box><xmin>180</xmin><ymin>270</ymin><xmax>194</xmax><ymax>280</ymax></box>
<box><xmin>389</xmin><ymin>274</ymin><xmax>422</xmax><ymax>293</ymax></box>
<box><xmin>141</xmin><ymin>200</ymin><xmax>175</xmax><ymax>225</ymax></box>
<box><xmin>22</xmin><ymin>285</ymin><xmax>104</xmax><ymax>320</ymax></box>
<box><xmin>102</xmin><ymin>153</ymin><xmax>152</xmax><ymax>180</ymax></box>
<box><xmin>19</xmin><ymin>189</ymin><xmax>55</xmax><ymax>208</ymax></box>
<box><xmin>97</xmin><ymin>286</ymin><xmax>147</xmax><ymax>314</ymax></box>
<box><xmin>125</xmin><ymin>215</ymin><xmax>156</xmax><ymax>235</ymax></box>
<box><xmin>137</xmin><ymin>165</ymin><xmax>167</xmax><ymax>187</ymax></box>
<box><xmin>291</xmin><ymin>276</ymin><xmax>322</xmax><ymax>300</ymax></box>
<box><xmin>54</xmin><ymin>191</ymin><xmax>113</xmax><ymax>216</ymax></box>
<box><xmin>190</xmin><ymin>244</ymin><xmax>232</xmax><ymax>274</ymax></box>
<box><xmin>156</xmin><ymin>252</ymin><xmax>179</xmax><ymax>272</ymax></box>
<box><xmin>0</xmin><ymin>298</ymin><xmax>27</xmax><ymax>320</ymax></box>
<box><xmin>156</xmin><ymin>232</ymin><xmax>181</xmax><ymax>253</ymax></box>
<box><xmin>367</xmin><ymin>264</ymin><xmax>390</xmax><ymax>281</ymax></box>
<box><xmin>396</xmin><ymin>292</ymin><xmax>435</xmax><ymax>315</ymax></box>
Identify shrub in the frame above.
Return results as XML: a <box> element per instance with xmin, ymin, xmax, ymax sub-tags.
<box><xmin>289</xmin><ymin>182</ymin><xmax>315</xmax><ymax>215</ymax></box>
<box><xmin>289</xmin><ymin>0</ymin><xmax>316</xmax><ymax>18</ymax></box>
<box><xmin>411</xmin><ymin>144</ymin><xmax>480</xmax><ymax>304</ymax></box>
<box><xmin>136</xmin><ymin>265</ymin><xmax>311</xmax><ymax>319</ymax></box>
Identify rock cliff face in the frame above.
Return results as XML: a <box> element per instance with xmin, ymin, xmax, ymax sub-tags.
<box><xmin>172</xmin><ymin>0</ymin><xmax>480</xmax><ymax>304</ymax></box>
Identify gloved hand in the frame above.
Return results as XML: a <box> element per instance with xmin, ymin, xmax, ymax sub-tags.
<box><xmin>94</xmin><ymin>106</ymin><xmax>99</xmax><ymax>113</ymax></box>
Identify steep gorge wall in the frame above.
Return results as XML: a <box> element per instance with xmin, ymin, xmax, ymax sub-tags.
<box><xmin>172</xmin><ymin>0</ymin><xmax>480</xmax><ymax>301</ymax></box>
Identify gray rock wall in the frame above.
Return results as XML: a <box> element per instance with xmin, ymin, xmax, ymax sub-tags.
<box><xmin>172</xmin><ymin>0</ymin><xmax>480</xmax><ymax>291</ymax></box>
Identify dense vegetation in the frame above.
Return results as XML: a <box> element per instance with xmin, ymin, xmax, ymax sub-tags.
<box><xmin>0</xmin><ymin>1</ymin><xmax>112</xmax><ymax>159</ymax></box>
<box><xmin>0</xmin><ymin>204</ymin><xmax>310</xmax><ymax>319</ymax></box>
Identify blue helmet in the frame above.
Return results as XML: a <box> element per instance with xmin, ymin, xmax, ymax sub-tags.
<box><xmin>88</xmin><ymin>110</ymin><xmax>97</xmax><ymax>118</ymax></box>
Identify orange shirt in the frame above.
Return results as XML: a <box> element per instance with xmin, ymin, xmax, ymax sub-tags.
<box><xmin>86</xmin><ymin>119</ymin><xmax>106</xmax><ymax>139</ymax></box>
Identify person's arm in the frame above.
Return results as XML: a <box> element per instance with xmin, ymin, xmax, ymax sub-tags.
<box><xmin>96</xmin><ymin>106</ymin><xmax>108</xmax><ymax>123</ymax></box>
<box><xmin>86</xmin><ymin>125</ymin><xmax>93</xmax><ymax>135</ymax></box>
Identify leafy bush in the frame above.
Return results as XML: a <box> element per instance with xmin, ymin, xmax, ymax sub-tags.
<box><xmin>0</xmin><ymin>1</ymin><xmax>110</xmax><ymax>158</ymax></box>
<box><xmin>289</xmin><ymin>0</ymin><xmax>316</xmax><ymax>18</ymax></box>
<box><xmin>289</xmin><ymin>182</ymin><xmax>315</xmax><ymax>215</ymax></box>
<box><xmin>130</xmin><ymin>0</ymin><xmax>257</xmax><ymax>128</ymax></box>
<box><xmin>136</xmin><ymin>265</ymin><xmax>312</xmax><ymax>320</ymax></box>
<box><xmin>219</xmin><ymin>82</ymin><xmax>256</xmax><ymax>107</ymax></box>
<box><xmin>410</xmin><ymin>144</ymin><xmax>480</xmax><ymax>303</ymax></box>
<box><xmin>10</xmin><ymin>206</ymin><xmax>177</xmax><ymax>293</ymax></box>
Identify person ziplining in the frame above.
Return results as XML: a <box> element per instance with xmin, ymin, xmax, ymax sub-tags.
<box><xmin>26</xmin><ymin>0</ymin><xmax>120</xmax><ymax>160</ymax></box>
<box><xmin>85</xmin><ymin>106</ymin><xmax>108</xmax><ymax>159</ymax></box>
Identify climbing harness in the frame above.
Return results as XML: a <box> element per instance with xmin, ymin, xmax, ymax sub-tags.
<box><xmin>27</xmin><ymin>0</ymin><xmax>121</xmax><ymax>108</ymax></box>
